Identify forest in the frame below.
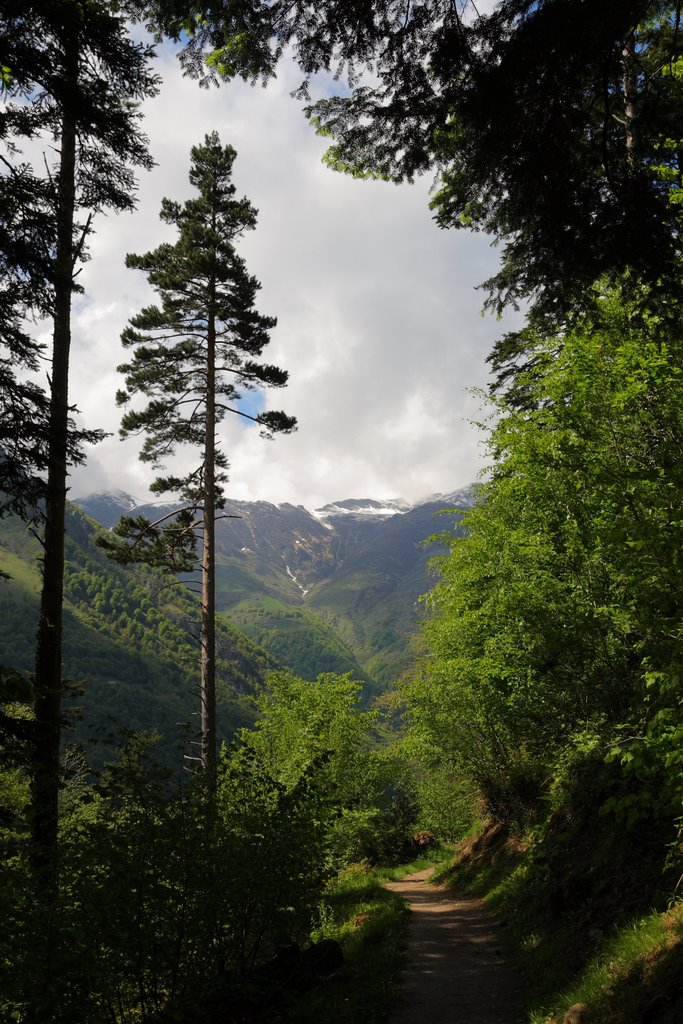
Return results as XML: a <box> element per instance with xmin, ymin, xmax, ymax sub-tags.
<box><xmin>2</xmin><ymin>2</ymin><xmax>683</xmax><ymax>1023</ymax></box>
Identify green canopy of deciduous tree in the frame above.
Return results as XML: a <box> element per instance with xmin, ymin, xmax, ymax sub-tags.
<box><xmin>408</xmin><ymin>285</ymin><xmax>683</xmax><ymax>824</ymax></box>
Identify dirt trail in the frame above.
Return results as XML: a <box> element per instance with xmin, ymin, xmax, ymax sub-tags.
<box><xmin>384</xmin><ymin>867</ymin><xmax>525</xmax><ymax>1024</ymax></box>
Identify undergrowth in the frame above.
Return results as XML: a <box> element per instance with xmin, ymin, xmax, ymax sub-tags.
<box><xmin>290</xmin><ymin>863</ymin><xmax>408</xmax><ymax>1023</ymax></box>
<box><xmin>535</xmin><ymin>904</ymin><xmax>683</xmax><ymax>1024</ymax></box>
<box><xmin>291</xmin><ymin>845</ymin><xmax>453</xmax><ymax>1023</ymax></box>
<box><xmin>441</xmin><ymin>816</ymin><xmax>683</xmax><ymax>1024</ymax></box>
<box><xmin>374</xmin><ymin>842</ymin><xmax>455</xmax><ymax>881</ymax></box>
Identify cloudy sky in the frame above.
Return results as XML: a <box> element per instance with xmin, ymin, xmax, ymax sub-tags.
<box><xmin>63</xmin><ymin>39</ymin><xmax>521</xmax><ymax>510</ymax></box>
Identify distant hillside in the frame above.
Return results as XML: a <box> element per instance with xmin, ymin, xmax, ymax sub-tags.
<box><xmin>0</xmin><ymin>505</ymin><xmax>278</xmax><ymax>763</ymax></box>
<box><xmin>307</xmin><ymin>494</ymin><xmax>473</xmax><ymax>685</ymax></box>
<box><xmin>228</xmin><ymin>600</ymin><xmax>373</xmax><ymax>687</ymax></box>
<box><xmin>76</xmin><ymin>486</ymin><xmax>477</xmax><ymax>688</ymax></box>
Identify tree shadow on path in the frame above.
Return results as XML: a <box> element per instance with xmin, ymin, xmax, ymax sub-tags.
<box><xmin>385</xmin><ymin>868</ymin><xmax>526</xmax><ymax>1024</ymax></box>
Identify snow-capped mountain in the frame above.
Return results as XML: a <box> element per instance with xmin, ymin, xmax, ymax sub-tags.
<box><xmin>74</xmin><ymin>485</ymin><xmax>477</xmax><ymax>686</ymax></box>
<box><xmin>313</xmin><ymin>497</ymin><xmax>412</xmax><ymax>520</ymax></box>
<box><xmin>75</xmin><ymin>486</ymin><xmax>476</xmax><ymax>588</ymax></box>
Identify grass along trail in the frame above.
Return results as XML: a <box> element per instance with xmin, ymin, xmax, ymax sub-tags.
<box><xmin>385</xmin><ymin>867</ymin><xmax>525</xmax><ymax>1024</ymax></box>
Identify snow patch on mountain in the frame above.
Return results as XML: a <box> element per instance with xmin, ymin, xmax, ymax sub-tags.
<box><xmin>313</xmin><ymin>497</ymin><xmax>411</xmax><ymax>520</ymax></box>
<box><xmin>420</xmin><ymin>485</ymin><xmax>480</xmax><ymax>509</ymax></box>
<box><xmin>74</xmin><ymin>486</ymin><xmax>478</xmax><ymax>536</ymax></box>
<box><xmin>286</xmin><ymin>564</ymin><xmax>309</xmax><ymax>597</ymax></box>
<box><xmin>90</xmin><ymin>489</ymin><xmax>141</xmax><ymax>511</ymax></box>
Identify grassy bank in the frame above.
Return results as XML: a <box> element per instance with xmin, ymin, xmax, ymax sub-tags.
<box><xmin>439</xmin><ymin>822</ymin><xmax>683</xmax><ymax>1024</ymax></box>
<box><xmin>292</xmin><ymin>846</ymin><xmax>452</xmax><ymax>1023</ymax></box>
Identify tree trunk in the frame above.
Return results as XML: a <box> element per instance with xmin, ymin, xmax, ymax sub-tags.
<box><xmin>31</xmin><ymin>25</ymin><xmax>78</xmax><ymax>881</ymax></box>
<box><xmin>622</xmin><ymin>30</ymin><xmax>638</xmax><ymax>167</ymax></box>
<box><xmin>27</xmin><ymin>22</ymin><xmax>79</xmax><ymax>1024</ymax></box>
<box><xmin>201</xmin><ymin>301</ymin><xmax>217</xmax><ymax>787</ymax></box>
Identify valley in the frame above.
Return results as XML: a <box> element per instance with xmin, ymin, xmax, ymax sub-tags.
<box><xmin>75</xmin><ymin>485</ymin><xmax>476</xmax><ymax>691</ymax></box>
<box><xmin>0</xmin><ymin>485</ymin><xmax>474</xmax><ymax>757</ymax></box>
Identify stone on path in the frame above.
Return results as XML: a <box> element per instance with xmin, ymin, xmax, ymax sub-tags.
<box><xmin>385</xmin><ymin>868</ymin><xmax>525</xmax><ymax>1024</ymax></box>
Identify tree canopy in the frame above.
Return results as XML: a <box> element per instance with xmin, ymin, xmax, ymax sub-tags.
<box><xmin>0</xmin><ymin>0</ymin><xmax>157</xmax><ymax>514</ymax></box>
<box><xmin>0</xmin><ymin>0</ymin><xmax>159</xmax><ymax>929</ymax></box>
<box><xmin>144</xmin><ymin>1</ymin><xmax>683</xmax><ymax>327</ymax></box>
<box><xmin>407</xmin><ymin>285</ymin><xmax>683</xmax><ymax>821</ymax></box>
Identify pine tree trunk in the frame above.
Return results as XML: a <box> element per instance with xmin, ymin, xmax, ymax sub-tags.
<box><xmin>201</xmin><ymin>304</ymin><xmax>217</xmax><ymax>787</ymax></box>
<box><xmin>31</xmin><ymin>27</ymin><xmax>78</xmax><ymax>881</ymax></box>
<box><xmin>622</xmin><ymin>31</ymin><xmax>638</xmax><ymax>167</ymax></box>
<box><xmin>27</xmin><ymin>23</ymin><xmax>79</xmax><ymax>1024</ymax></box>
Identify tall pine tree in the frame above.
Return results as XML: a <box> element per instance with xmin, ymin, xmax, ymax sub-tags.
<box><xmin>104</xmin><ymin>133</ymin><xmax>296</xmax><ymax>785</ymax></box>
<box><xmin>0</xmin><ymin>2</ymin><xmax>158</xmax><ymax>899</ymax></box>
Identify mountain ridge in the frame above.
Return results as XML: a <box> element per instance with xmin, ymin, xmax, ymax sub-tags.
<box><xmin>75</xmin><ymin>486</ymin><xmax>473</xmax><ymax>523</ymax></box>
<box><xmin>74</xmin><ymin>485</ymin><xmax>477</xmax><ymax>687</ymax></box>
<box><xmin>0</xmin><ymin>484</ymin><xmax>475</xmax><ymax>759</ymax></box>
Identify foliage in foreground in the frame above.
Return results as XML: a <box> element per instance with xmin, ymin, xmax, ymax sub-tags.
<box><xmin>0</xmin><ymin>670</ymin><xmax>426</xmax><ymax>1023</ymax></box>
<box><xmin>442</xmin><ymin>818</ymin><xmax>683</xmax><ymax>1024</ymax></box>
<box><xmin>1</xmin><ymin>735</ymin><xmax>333</xmax><ymax>1022</ymax></box>
<box><xmin>241</xmin><ymin>670</ymin><xmax>418</xmax><ymax>865</ymax></box>
<box><xmin>409</xmin><ymin>286</ymin><xmax>683</xmax><ymax>834</ymax></box>
<box><xmin>291</xmin><ymin>862</ymin><xmax>409</xmax><ymax>1024</ymax></box>
<box><xmin>408</xmin><ymin>283</ymin><xmax>683</xmax><ymax>1021</ymax></box>
<box><xmin>290</xmin><ymin>847</ymin><xmax>454</xmax><ymax>1024</ymax></box>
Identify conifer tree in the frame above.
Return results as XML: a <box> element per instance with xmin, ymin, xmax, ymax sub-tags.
<box><xmin>104</xmin><ymin>133</ymin><xmax>296</xmax><ymax>785</ymax></box>
<box><xmin>0</xmin><ymin>2</ymin><xmax>158</xmax><ymax>899</ymax></box>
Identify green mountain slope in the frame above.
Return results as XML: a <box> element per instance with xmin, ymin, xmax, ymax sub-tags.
<box><xmin>213</xmin><ymin>553</ymin><xmax>300</xmax><ymax>608</ymax></box>
<box><xmin>0</xmin><ymin>506</ymin><xmax>278</xmax><ymax>761</ymax></box>
<box><xmin>306</xmin><ymin>500</ymin><xmax>465</xmax><ymax>685</ymax></box>
<box><xmin>228</xmin><ymin>598</ymin><xmax>373</xmax><ymax>687</ymax></box>
<box><xmin>75</xmin><ymin>487</ymin><xmax>475</xmax><ymax>690</ymax></box>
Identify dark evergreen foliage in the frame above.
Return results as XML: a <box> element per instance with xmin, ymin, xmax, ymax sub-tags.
<box><xmin>149</xmin><ymin>1</ymin><xmax>683</xmax><ymax>370</ymax></box>
<box><xmin>0</xmin><ymin>1</ymin><xmax>157</xmax><ymax>514</ymax></box>
<box><xmin>102</xmin><ymin>133</ymin><xmax>295</xmax><ymax>782</ymax></box>
<box><xmin>0</xmin><ymin>2</ymin><xmax>159</xmax><ymax>970</ymax></box>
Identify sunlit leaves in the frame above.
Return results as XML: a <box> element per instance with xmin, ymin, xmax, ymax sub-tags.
<box><xmin>413</xmin><ymin>287</ymin><xmax>683</xmax><ymax>820</ymax></box>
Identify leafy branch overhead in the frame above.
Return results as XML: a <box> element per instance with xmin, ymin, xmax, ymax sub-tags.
<box><xmin>154</xmin><ymin>1</ymin><xmax>683</xmax><ymax>331</ymax></box>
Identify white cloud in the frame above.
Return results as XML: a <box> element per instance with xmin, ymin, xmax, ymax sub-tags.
<box><xmin>66</xmin><ymin>44</ymin><xmax>522</xmax><ymax>509</ymax></box>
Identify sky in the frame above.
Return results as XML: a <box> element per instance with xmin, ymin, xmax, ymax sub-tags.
<box><xmin>61</xmin><ymin>38</ymin><xmax>522</xmax><ymax>511</ymax></box>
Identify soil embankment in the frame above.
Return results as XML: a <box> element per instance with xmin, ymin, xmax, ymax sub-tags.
<box><xmin>385</xmin><ymin>868</ymin><xmax>525</xmax><ymax>1024</ymax></box>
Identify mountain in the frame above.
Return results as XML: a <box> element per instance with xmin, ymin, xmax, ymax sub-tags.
<box><xmin>75</xmin><ymin>485</ymin><xmax>476</xmax><ymax>688</ymax></box>
<box><xmin>0</xmin><ymin>505</ymin><xmax>277</xmax><ymax>763</ymax></box>
<box><xmin>307</xmin><ymin>491</ymin><xmax>474</xmax><ymax>684</ymax></box>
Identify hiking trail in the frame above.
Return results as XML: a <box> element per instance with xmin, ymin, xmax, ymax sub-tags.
<box><xmin>385</xmin><ymin>867</ymin><xmax>525</xmax><ymax>1024</ymax></box>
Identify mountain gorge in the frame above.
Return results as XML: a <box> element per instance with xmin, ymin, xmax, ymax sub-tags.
<box><xmin>75</xmin><ymin>486</ymin><xmax>476</xmax><ymax>690</ymax></box>
<box><xmin>0</xmin><ymin>485</ymin><xmax>473</xmax><ymax>759</ymax></box>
